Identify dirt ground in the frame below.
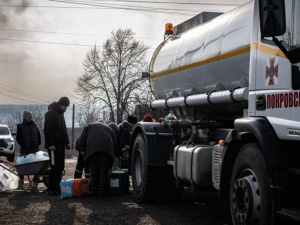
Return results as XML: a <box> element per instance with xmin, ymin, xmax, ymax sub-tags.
<box><xmin>1</xmin><ymin>158</ymin><xmax>299</xmax><ymax>225</ymax></box>
<box><xmin>0</xmin><ymin>159</ymin><xmax>227</xmax><ymax>225</ymax></box>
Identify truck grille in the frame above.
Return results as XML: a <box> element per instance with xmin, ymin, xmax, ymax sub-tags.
<box><xmin>0</xmin><ymin>139</ymin><xmax>8</xmax><ymax>148</ymax></box>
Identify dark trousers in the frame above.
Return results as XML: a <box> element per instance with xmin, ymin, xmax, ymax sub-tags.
<box><xmin>88</xmin><ymin>152</ymin><xmax>112</xmax><ymax>196</ymax></box>
<box><xmin>47</xmin><ymin>149</ymin><xmax>65</xmax><ymax>192</ymax></box>
<box><xmin>74</xmin><ymin>153</ymin><xmax>89</xmax><ymax>179</ymax></box>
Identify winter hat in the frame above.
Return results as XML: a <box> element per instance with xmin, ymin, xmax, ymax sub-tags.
<box><xmin>23</xmin><ymin>111</ymin><xmax>32</xmax><ymax>119</ymax></box>
<box><xmin>143</xmin><ymin>114</ymin><xmax>153</xmax><ymax>122</ymax></box>
<box><xmin>108</xmin><ymin>122</ymin><xmax>119</xmax><ymax>137</ymax></box>
<box><xmin>127</xmin><ymin>115</ymin><xmax>137</xmax><ymax>124</ymax></box>
<box><xmin>58</xmin><ymin>97</ymin><xmax>70</xmax><ymax>106</ymax></box>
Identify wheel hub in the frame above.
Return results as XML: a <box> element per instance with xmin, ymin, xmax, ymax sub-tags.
<box><xmin>134</xmin><ymin>149</ymin><xmax>142</xmax><ymax>186</ymax></box>
<box><xmin>232</xmin><ymin>172</ymin><xmax>261</xmax><ymax>224</ymax></box>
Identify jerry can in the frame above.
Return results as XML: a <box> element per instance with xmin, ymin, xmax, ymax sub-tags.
<box><xmin>60</xmin><ymin>179</ymin><xmax>74</xmax><ymax>198</ymax></box>
<box><xmin>73</xmin><ymin>178</ymin><xmax>89</xmax><ymax>197</ymax></box>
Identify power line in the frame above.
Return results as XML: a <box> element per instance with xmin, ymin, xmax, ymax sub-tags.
<box><xmin>0</xmin><ymin>88</ymin><xmax>49</xmax><ymax>103</ymax></box>
<box><xmin>0</xmin><ymin>82</ymin><xmax>52</xmax><ymax>104</ymax></box>
<box><xmin>66</xmin><ymin>0</ymin><xmax>241</xmax><ymax>6</ymax></box>
<box><xmin>0</xmin><ymin>4</ymin><xmax>196</xmax><ymax>16</ymax></box>
<box><xmin>0</xmin><ymin>37</ymin><xmax>93</xmax><ymax>47</ymax></box>
<box><xmin>49</xmin><ymin>0</ymin><xmax>203</xmax><ymax>14</ymax></box>
<box><xmin>0</xmin><ymin>28</ymin><xmax>161</xmax><ymax>40</ymax></box>
<box><xmin>0</xmin><ymin>4</ymin><xmax>107</xmax><ymax>9</ymax></box>
<box><xmin>0</xmin><ymin>36</ymin><xmax>158</xmax><ymax>49</ymax></box>
<box><xmin>0</xmin><ymin>92</ymin><xmax>46</xmax><ymax>105</ymax></box>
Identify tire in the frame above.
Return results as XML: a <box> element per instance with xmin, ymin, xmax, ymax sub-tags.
<box><xmin>131</xmin><ymin>134</ymin><xmax>156</xmax><ymax>202</ymax></box>
<box><xmin>7</xmin><ymin>151</ymin><xmax>15</xmax><ymax>162</ymax></box>
<box><xmin>230</xmin><ymin>143</ymin><xmax>274</xmax><ymax>225</ymax></box>
<box><xmin>131</xmin><ymin>134</ymin><xmax>183</xmax><ymax>203</ymax></box>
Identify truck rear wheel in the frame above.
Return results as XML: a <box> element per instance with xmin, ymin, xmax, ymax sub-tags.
<box><xmin>230</xmin><ymin>143</ymin><xmax>273</xmax><ymax>225</ymax></box>
<box><xmin>131</xmin><ymin>134</ymin><xmax>157</xmax><ymax>202</ymax></box>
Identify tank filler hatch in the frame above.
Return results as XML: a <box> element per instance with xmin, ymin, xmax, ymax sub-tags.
<box><xmin>173</xmin><ymin>12</ymin><xmax>223</xmax><ymax>35</ymax></box>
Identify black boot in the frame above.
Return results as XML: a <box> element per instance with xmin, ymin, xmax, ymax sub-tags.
<box><xmin>74</xmin><ymin>170</ymin><xmax>82</xmax><ymax>179</ymax></box>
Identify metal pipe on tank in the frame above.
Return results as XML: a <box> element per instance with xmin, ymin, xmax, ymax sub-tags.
<box><xmin>150</xmin><ymin>99</ymin><xmax>166</xmax><ymax>110</ymax></box>
<box><xmin>150</xmin><ymin>87</ymin><xmax>248</xmax><ymax>110</ymax></box>
<box><xmin>207</xmin><ymin>87</ymin><xmax>248</xmax><ymax>104</ymax></box>
<box><xmin>166</xmin><ymin>97</ymin><xmax>185</xmax><ymax>108</ymax></box>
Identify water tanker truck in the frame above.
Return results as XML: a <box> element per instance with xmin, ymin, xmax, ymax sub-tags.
<box><xmin>128</xmin><ymin>0</ymin><xmax>300</xmax><ymax>224</ymax></box>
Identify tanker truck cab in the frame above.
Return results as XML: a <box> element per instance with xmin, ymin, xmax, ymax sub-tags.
<box><xmin>129</xmin><ymin>1</ymin><xmax>300</xmax><ymax>224</ymax></box>
<box><xmin>252</xmin><ymin>0</ymin><xmax>300</xmax><ymax>136</ymax></box>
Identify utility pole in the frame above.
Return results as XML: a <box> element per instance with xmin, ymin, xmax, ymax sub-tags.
<box><xmin>71</xmin><ymin>103</ymin><xmax>75</xmax><ymax>150</ymax></box>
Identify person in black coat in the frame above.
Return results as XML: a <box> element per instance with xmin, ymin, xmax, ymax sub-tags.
<box><xmin>118</xmin><ymin>115</ymin><xmax>137</xmax><ymax>157</ymax></box>
<box><xmin>16</xmin><ymin>111</ymin><xmax>41</xmax><ymax>188</ymax></box>
<box><xmin>44</xmin><ymin>97</ymin><xmax>70</xmax><ymax>195</ymax></box>
<box><xmin>16</xmin><ymin>111</ymin><xmax>41</xmax><ymax>155</ymax></box>
<box><xmin>77</xmin><ymin>120</ymin><xmax>116</xmax><ymax>196</ymax></box>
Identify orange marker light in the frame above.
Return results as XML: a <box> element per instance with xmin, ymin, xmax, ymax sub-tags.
<box><xmin>165</xmin><ymin>23</ymin><xmax>174</xmax><ymax>35</ymax></box>
<box><xmin>219</xmin><ymin>140</ymin><xmax>225</xmax><ymax>146</ymax></box>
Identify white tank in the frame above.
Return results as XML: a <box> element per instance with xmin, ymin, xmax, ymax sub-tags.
<box><xmin>150</xmin><ymin>1</ymin><xmax>254</xmax><ymax>101</ymax></box>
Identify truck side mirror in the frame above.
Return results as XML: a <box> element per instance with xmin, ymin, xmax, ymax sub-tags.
<box><xmin>259</xmin><ymin>0</ymin><xmax>286</xmax><ymax>37</ymax></box>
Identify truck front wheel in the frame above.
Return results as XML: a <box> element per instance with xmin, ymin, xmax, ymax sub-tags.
<box><xmin>230</xmin><ymin>143</ymin><xmax>273</xmax><ymax>225</ymax></box>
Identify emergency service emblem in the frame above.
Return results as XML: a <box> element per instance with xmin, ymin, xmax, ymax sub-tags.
<box><xmin>265</xmin><ymin>57</ymin><xmax>279</xmax><ymax>86</ymax></box>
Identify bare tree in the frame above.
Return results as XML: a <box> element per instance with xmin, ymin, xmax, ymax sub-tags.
<box><xmin>75</xmin><ymin>28</ymin><xmax>151</xmax><ymax>124</ymax></box>
<box><xmin>6</xmin><ymin>112</ymin><xmax>22</xmax><ymax>131</ymax></box>
<box><xmin>75</xmin><ymin>105</ymin><xmax>101</xmax><ymax>128</ymax></box>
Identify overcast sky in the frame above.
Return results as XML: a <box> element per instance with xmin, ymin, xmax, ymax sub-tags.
<box><xmin>0</xmin><ymin>0</ymin><xmax>249</xmax><ymax>105</ymax></box>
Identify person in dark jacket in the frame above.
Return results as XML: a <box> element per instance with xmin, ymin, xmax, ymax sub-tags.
<box><xmin>16</xmin><ymin>111</ymin><xmax>41</xmax><ymax>188</ymax></box>
<box><xmin>77</xmin><ymin>120</ymin><xmax>116</xmax><ymax>196</ymax></box>
<box><xmin>74</xmin><ymin>138</ymin><xmax>89</xmax><ymax>179</ymax></box>
<box><xmin>118</xmin><ymin>115</ymin><xmax>137</xmax><ymax>157</ymax></box>
<box><xmin>44</xmin><ymin>97</ymin><xmax>70</xmax><ymax>195</ymax></box>
<box><xmin>16</xmin><ymin>111</ymin><xmax>41</xmax><ymax>155</ymax></box>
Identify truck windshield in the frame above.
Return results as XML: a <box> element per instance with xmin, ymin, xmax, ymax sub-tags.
<box><xmin>0</xmin><ymin>127</ymin><xmax>10</xmax><ymax>135</ymax></box>
<box><xmin>280</xmin><ymin>0</ymin><xmax>300</xmax><ymax>47</ymax></box>
<box><xmin>293</xmin><ymin>0</ymin><xmax>300</xmax><ymax>46</ymax></box>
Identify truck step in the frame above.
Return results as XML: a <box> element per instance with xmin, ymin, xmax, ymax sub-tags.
<box><xmin>167</xmin><ymin>160</ymin><xmax>174</xmax><ymax>166</ymax></box>
<box><xmin>277</xmin><ymin>207</ymin><xmax>300</xmax><ymax>222</ymax></box>
<box><xmin>288</xmin><ymin>168</ymin><xmax>300</xmax><ymax>175</ymax></box>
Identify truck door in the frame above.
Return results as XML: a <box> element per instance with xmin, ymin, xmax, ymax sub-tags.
<box><xmin>253</xmin><ymin>0</ymin><xmax>300</xmax><ymax>141</ymax></box>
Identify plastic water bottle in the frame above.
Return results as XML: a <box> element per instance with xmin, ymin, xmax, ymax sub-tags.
<box><xmin>0</xmin><ymin>165</ymin><xmax>19</xmax><ymax>190</ymax></box>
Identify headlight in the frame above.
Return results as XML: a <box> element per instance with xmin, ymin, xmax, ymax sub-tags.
<box><xmin>6</xmin><ymin>138</ymin><xmax>14</xmax><ymax>142</ymax></box>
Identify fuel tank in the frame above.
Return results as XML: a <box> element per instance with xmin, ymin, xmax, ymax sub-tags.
<box><xmin>173</xmin><ymin>145</ymin><xmax>213</xmax><ymax>187</ymax></box>
<box><xmin>150</xmin><ymin>1</ymin><xmax>254</xmax><ymax>102</ymax></box>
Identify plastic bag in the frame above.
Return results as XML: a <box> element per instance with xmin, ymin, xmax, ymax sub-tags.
<box><xmin>25</xmin><ymin>153</ymin><xmax>37</xmax><ymax>163</ymax></box>
<box><xmin>36</xmin><ymin>151</ymin><xmax>49</xmax><ymax>161</ymax></box>
<box><xmin>16</xmin><ymin>155</ymin><xmax>26</xmax><ymax>165</ymax></box>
